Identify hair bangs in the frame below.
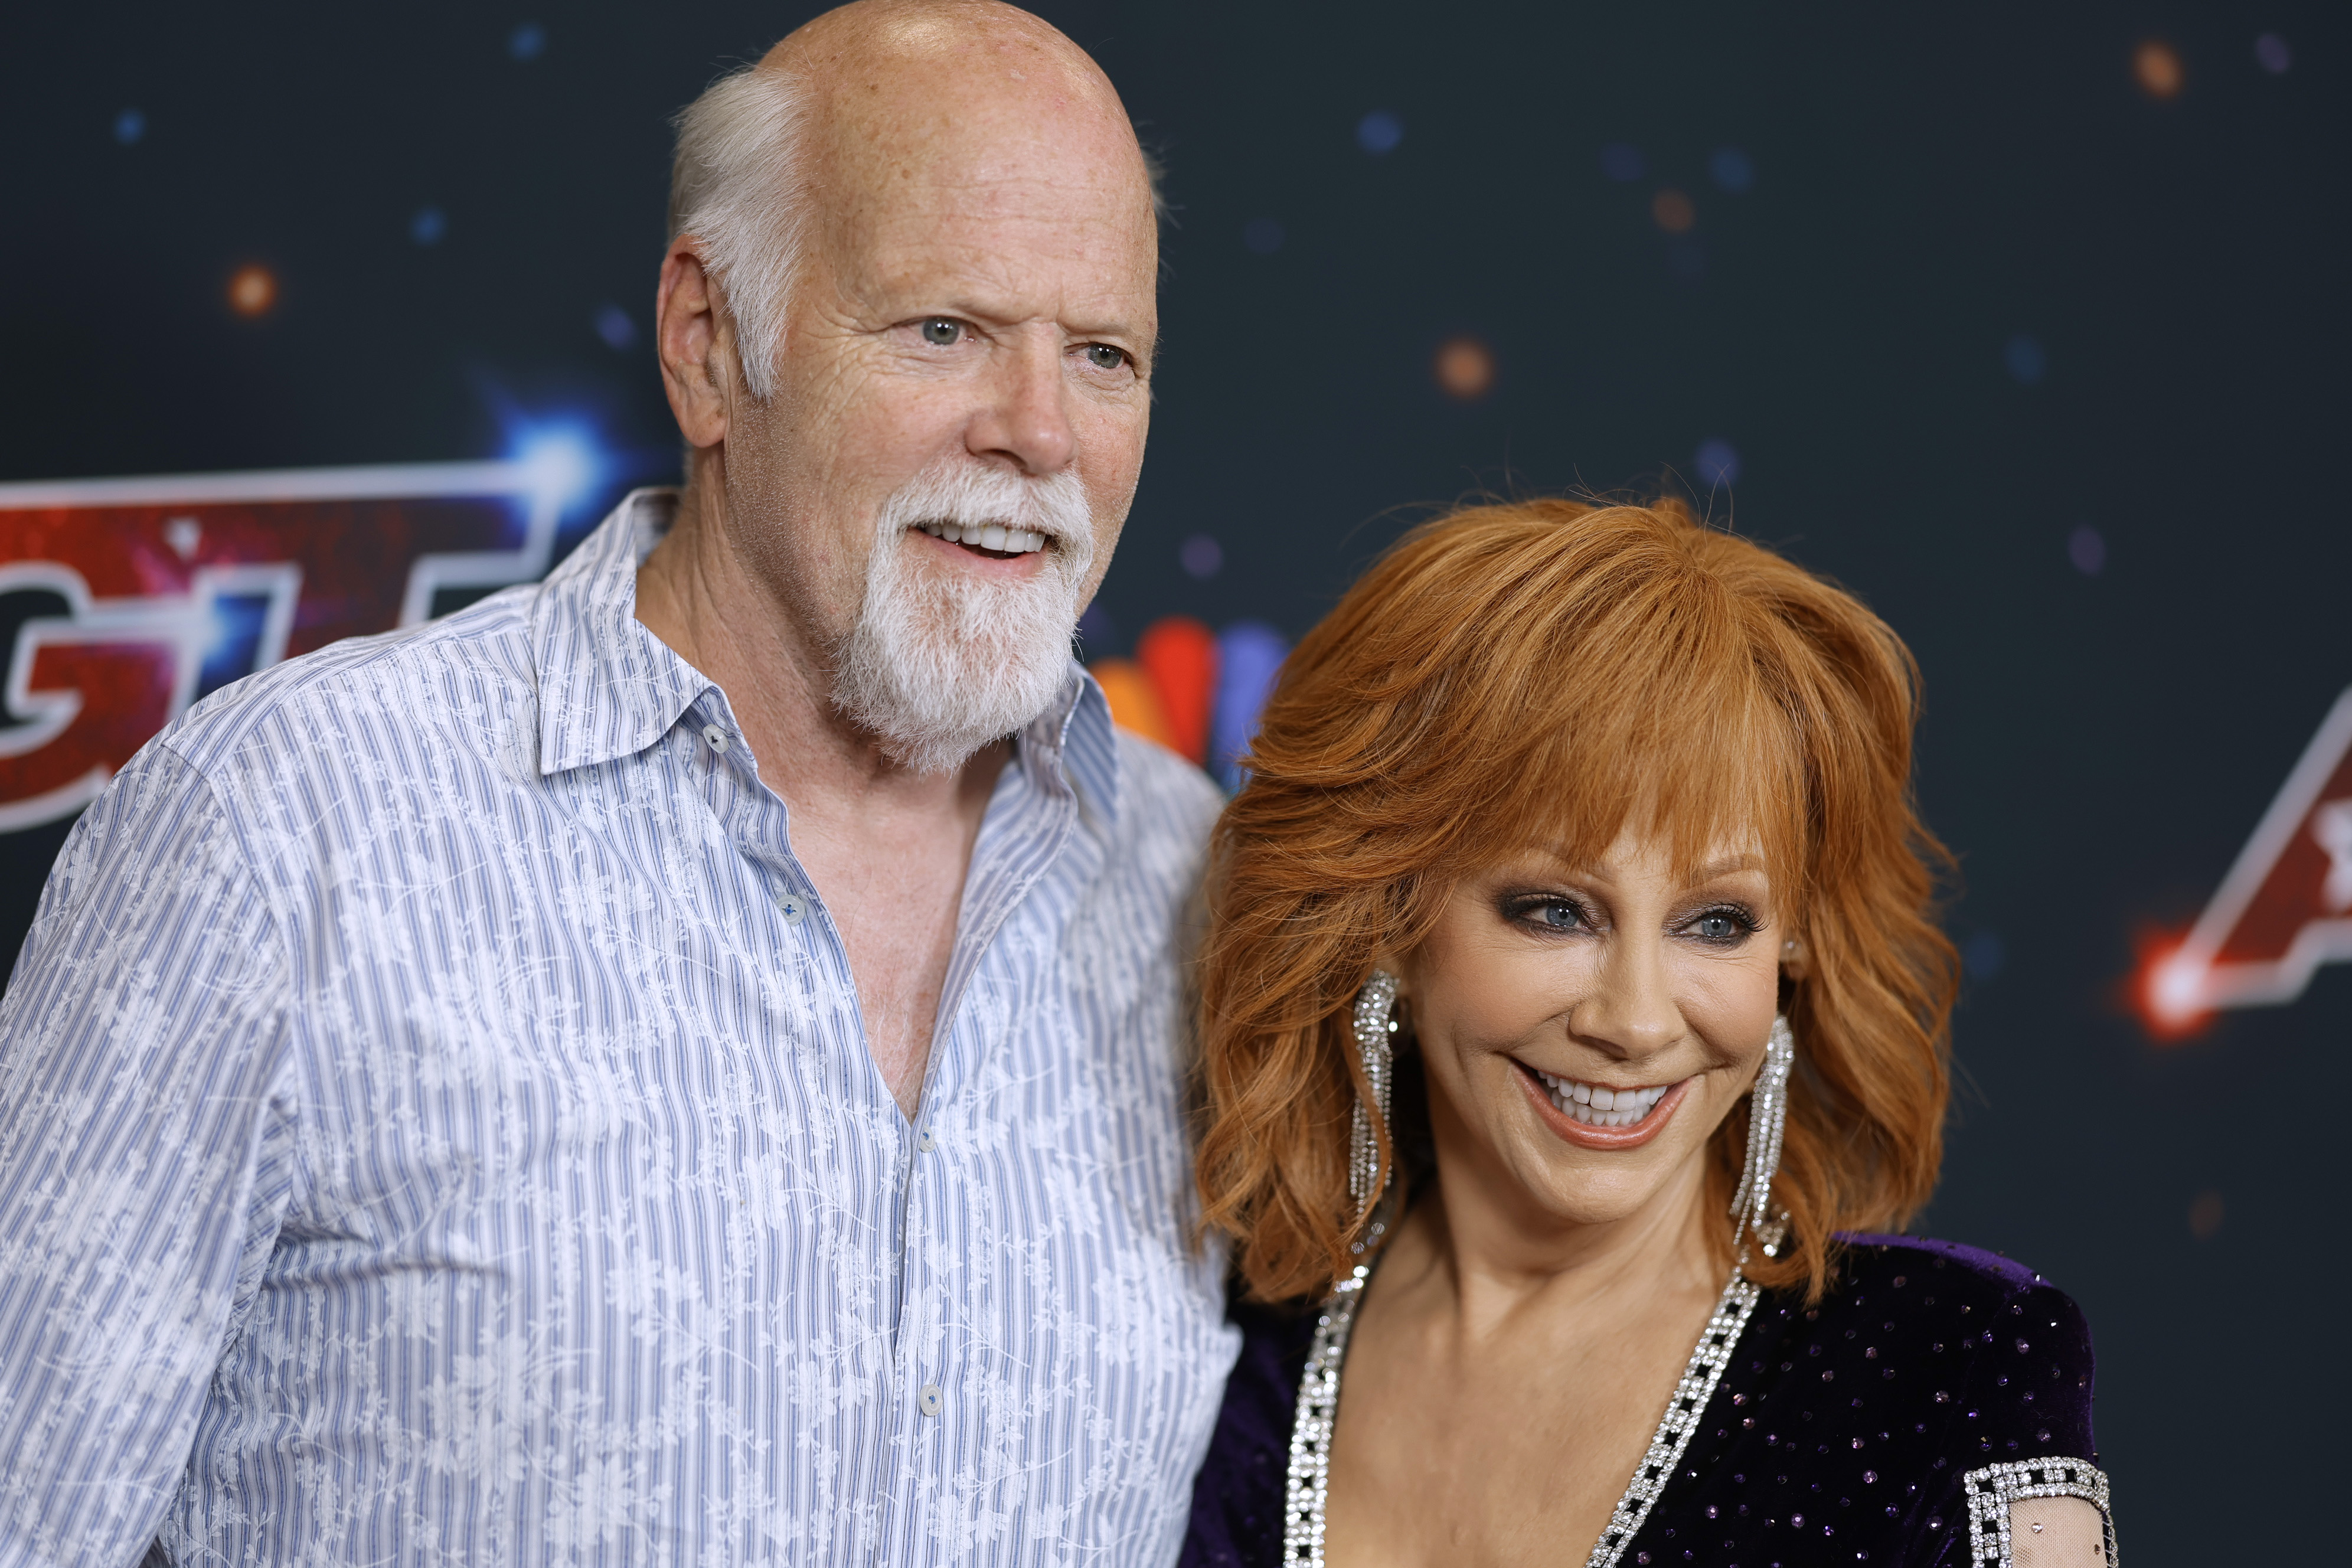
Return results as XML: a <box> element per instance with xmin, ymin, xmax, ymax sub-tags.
<box><xmin>1471</xmin><ymin>560</ymin><xmax>1811</xmax><ymax>909</ymax></box>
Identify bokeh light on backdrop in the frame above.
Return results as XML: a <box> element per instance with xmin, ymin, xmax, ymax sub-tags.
<box><xmin>4</xmin><ymin>5</ymin><xmax>2350</xmax><ymax>1559</ymax></box>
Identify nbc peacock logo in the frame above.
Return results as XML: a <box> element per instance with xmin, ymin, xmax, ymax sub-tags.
<box><xmin>1087</xmin><ymin>617</ymin><xmax>1289</xmax><ymax>792</ymax></box>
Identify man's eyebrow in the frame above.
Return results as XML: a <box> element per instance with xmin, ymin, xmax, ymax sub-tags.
<box><xmin>1062</xmin><ymin>315</ymin><xmax>1149</xmax><ymax>345</ymax></box>
<box><xmin>918</xmin><ymin>298</ymin><xmax>1152</xmax><ymax>355</ymax></box>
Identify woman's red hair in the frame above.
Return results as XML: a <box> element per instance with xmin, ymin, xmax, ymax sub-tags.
<box><xmin>1194</xmin><ymin>497</ymin><xmax>1958</xmax><ymax>1304</ymax></box>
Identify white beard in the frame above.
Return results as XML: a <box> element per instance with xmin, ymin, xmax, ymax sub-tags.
<box><xmin>830</xmin><ymin>456</ymin><xmax>1097</xmax><ymax>775</ymax></box>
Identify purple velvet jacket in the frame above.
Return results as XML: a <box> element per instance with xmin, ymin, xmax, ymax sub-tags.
<box><xmin>1181</xmin><ymin>1234</ymin><xmax>2100</xmax><ymax>1567</ymax></box>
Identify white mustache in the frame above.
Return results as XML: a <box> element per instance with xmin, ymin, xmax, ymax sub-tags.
<box><xmin>876</xmin><ymin>459</ymin><xmax>1092</xmax><ymax>571</ymax></box>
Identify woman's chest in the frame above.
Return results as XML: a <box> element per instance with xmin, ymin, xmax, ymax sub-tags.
<box><xmin>1320</xmin><ymin>1298</ymin><xmax>1724</xmax><ymax>1567</ymax></box>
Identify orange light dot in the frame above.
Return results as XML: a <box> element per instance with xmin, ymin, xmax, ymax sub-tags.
<box><xmin>1651</xmin><ymin>188</ymin><xmax>1696</xmax><ymax>234</ymax></box>
<box><xmin>2134</xmin><ymin>39</ymin><xmax>2184</xmax><ymax>99</ymax></box>
<box><xmin>1434</xmin><ymin>336</ymin><xmax>1495</xmax><ymax>401</ymax></box>
<box><xmin>228</xmin><ymin>264</ymin><xmax>277</xmax><ymax>317</ymax></box>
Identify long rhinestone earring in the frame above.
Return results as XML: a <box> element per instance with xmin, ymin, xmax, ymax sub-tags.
<box><xmin>1728</xmin><ymin>1014</ymin><xmax>1796</xmax><ymax>1259</ymax></box>
<box><xmin>1348</xmin><ymin>969</ymin><xmax>1401</xmax><ymax>1214</ymax></box>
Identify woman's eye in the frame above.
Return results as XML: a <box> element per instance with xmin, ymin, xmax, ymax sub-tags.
<box><xmin>1689</xmin><ymin>910</ymin><xmax>1754</xmax><ymax>944</ymax></box>
<box><xmin>920</xmin><ymin>318</ymin><xmax>963</xmax><ymax>346</ymax></box>
<box><xmin>1533</xmin><ymin>901</ymin><xmax>1584</xmax><ymax>932</ymax></box>
<box><xmin>1080</xmin><ymin>343</ymin><xmax>1128</xmax><ymax>371</ymax></box>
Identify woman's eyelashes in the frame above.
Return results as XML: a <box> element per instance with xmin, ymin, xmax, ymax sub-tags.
<box><xmin>1501</xmin><ymin>892</ymin><xmax>1761</xmax><ymax>948</ymax></box>
<box><xmin>1504</xmin><ymin>893</ymin><xmax>1596</xmax><ymax>936</ymax></box>
<box><xmin>1678</xmin><ymin>903</ymin><xmax>1761</xmax><ymax>948</ymax></box>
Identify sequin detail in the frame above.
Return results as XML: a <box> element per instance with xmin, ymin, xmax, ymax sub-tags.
<box><xmin>1963</xmin><ymin>1457</ymin><xmax>2116</xmax><ymax>1566</ymax></box>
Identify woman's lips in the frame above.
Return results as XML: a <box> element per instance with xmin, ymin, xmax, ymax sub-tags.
<box><xmin>1513</xmin><ymin>1061</ymin><xmax>1692</xmax><ymax>1151</ymax></box>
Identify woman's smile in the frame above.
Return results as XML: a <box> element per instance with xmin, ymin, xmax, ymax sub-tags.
<box><xmin>1515</xmin><ymin>1060</ymin><xmax>1694</xmax><ymax>1149</ymax></box>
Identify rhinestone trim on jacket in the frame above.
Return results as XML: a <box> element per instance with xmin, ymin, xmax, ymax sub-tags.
<box><xmin>1962</xmin><ymin>1457</ymin><xmax>2117</xmax><ymax>1567</ymax></box>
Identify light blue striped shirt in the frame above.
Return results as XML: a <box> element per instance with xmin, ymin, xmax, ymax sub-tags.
<box><xmin>0</xmin><ymin>491</ymin><xmax>1238</xmax><ymax>1566</ymax></box>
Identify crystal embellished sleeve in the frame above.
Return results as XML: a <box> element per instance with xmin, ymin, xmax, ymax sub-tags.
<box><xmin>1944</xmin><ymin>1279</ymin><xmax>2113</xmax><ymax>1565</ymax></box>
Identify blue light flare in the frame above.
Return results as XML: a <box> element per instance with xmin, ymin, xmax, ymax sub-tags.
<box><xmin>513</xmin><ymin>427</ymin><xmax>600</xmax><ymax>514</ymax></box>
<box><xmin>198</xmin><ymin>594</ymin><xmax>273</xmax><ymax>703</ymax></box>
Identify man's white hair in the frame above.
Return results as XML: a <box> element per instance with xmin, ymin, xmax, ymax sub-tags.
<box><xmin>668</xmin><ymin>62</ymin><xmax>814</xmax><ymax>404</ymax></box>
<box><xmin>668</xmin><ymin>55</ymin><xmax>1163</xmax><ymax>404</ymax></box>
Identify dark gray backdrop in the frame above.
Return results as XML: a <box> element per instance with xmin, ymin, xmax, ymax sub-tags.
<box><xmin>5</xmin><ymin>3</ymin><xmax>2344</xmax><ymax>1559</ymax></box>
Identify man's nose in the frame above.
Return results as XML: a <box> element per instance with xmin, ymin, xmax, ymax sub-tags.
<box><xmin>965</xmin><ymin>335</ymin><xmax>1076</xmax><ymax>475</ymax></box>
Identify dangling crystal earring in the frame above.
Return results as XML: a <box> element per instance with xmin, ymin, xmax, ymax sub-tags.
<box><xmin>1348</xmin><ymin>969</ymin><xmax>1401</xmax><ymax>1214</ymax></box>
<box><xmin>1729</xmin><ymin>1014</ymin><xmax>1795</xmax><ymax>1259</ymax></box>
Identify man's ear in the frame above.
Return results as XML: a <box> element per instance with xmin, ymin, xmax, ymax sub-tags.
<box><xmin>656</xmin><ymin>243</ymin><xmax>733</xmax><ymax>451</ymax></box>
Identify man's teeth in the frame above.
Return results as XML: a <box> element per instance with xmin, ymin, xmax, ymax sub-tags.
<box><xmin>917</xmin><ymin>520</ymin><xmax>1046</xmax><ymax>554</ymax></box>
<box><xmin>1531</xmin><ymin>1069</ymin><xmax>1670</xmax><ymax>1128</ymax></box>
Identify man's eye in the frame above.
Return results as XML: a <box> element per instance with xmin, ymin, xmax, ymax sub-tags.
<box><xmin>920</xmin><ymin>318</ymin><xmax>963</xmax><ymax>346</ymax></box>
<box><xmin>1081</xmin><ymin>344</ymin><xmax>1128</xmax><ymax>370</ymax></box>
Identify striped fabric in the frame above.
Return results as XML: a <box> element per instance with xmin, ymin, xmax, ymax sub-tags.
<box><xmin>0</xmin><ymin>491</ymin><xmax>1238</xmax><ymax>1566</ymax></box>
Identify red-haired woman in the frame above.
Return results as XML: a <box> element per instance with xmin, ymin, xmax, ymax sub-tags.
<box><xmin>1182</xmin><ymin>499</ymin><xmax>2115</xmax><ymax>1567</ymax></box>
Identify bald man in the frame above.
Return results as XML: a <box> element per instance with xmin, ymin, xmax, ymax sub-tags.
<box><xmin>0</xmin><ymin>4</ymin><xmax>1238</xmax><ymax>1560</ymax></box>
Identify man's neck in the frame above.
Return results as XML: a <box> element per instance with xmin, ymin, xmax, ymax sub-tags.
<box><xmin>634</xmin><ymin>481</ymin><xmax>940</xmax><ymax>804</ymax></box>
<box><xmin>632</xmin><ymin>475</ymin><xmax>1009</xmax><ymax>1116</ymax></box>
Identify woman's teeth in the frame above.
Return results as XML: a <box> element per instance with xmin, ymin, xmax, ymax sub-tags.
<box><xmin>1531</xmin><ymin>1068</ymin><xmax>1670</xmax><ymax>1128</ymax></box>
<box><xmin>917</xmin><ymin>520</ymin><xmax>1047</xmax><ymax>554</ymax></box>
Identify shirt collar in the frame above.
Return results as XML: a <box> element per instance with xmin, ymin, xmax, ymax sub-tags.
<box><xmin>531</xmin><ymin>488</ymin><xmax>1126</xmax><ymax>826</ymax></box>
<box><xmin>1020</xmin><ymin>662</ymin><xmax>1122</xmax><ymax>832</ymax></box>
<box><xmin>531</xmin><ymin>488</ymin><xmax>713</xmax><ymax>778</ymax></box>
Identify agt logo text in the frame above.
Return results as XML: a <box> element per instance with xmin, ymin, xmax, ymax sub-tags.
<box><xmin>2144</xmin><ymin>685</ymin><xmax>2352</xmax><ymax>1033</ymax></box>
<box><xmin>0</xmin><ymin>460</ymin><xmax>573</xmax><ymax>833</ymax></box>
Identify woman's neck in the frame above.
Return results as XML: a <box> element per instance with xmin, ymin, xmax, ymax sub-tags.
<box><xmin>1384</xmin><ymin>1102</ymin><xmax>1729</xmax><ymax>1337</ymax></box>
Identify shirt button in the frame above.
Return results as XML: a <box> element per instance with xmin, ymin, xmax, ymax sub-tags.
<box><xmin>776</xmin><ymin>892</ymin><xmax>809</xmax><ymax>926</ymax></box>
<box><xmin>701</xmin><ymin>723</ymin><xmax>730</xmax><ymax>754</ymax></box>
<box><xmin>918</xmin><ymin>1384</ymin><xmax>943</xmax><ymax>1417</ymax></box>
<box><xmin>916</xmin><ymin>1129</ymin><xmax>936</xmax><ymax>1153</ymax></box>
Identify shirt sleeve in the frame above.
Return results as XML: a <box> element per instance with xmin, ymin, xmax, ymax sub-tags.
<box><xmin>0</xmin><ymin>744</ymin><xmax>300</xmax><ymax>1566</ymax></box>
